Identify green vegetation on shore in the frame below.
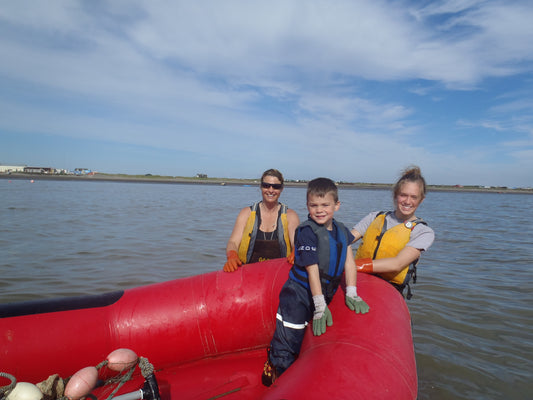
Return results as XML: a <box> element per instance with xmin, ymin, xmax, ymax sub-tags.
<box><xmin>1</xmin><ymin>171</ymin><xmax>531</xmax><ymax>194</ymax></box>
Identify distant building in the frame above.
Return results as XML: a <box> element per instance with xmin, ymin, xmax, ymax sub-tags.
<box><xmin>196</xmin><ymin>173</ymin><xmax>208</xmax><ymax>178</ymax></box>
<box><xmin>24</xmin><ymin>167</ymin><xmax>54</xmax><ymax>174</ymax></box>
<box><xmin>0</xmin><ymin>165</ymin><xmax>25</xmax><ymax>173</ymax></box>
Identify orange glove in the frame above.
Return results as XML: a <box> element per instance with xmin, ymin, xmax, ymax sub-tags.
<box><xmin>223</xmin><ymin>250</ymin><xmax>242</xmax><ymax>272</ymax></box>
<box><xmin>356</xmin><ymin>258</ymin><xmax>374</xmax><ymax>273</ymax></box>
<box><xmin>287</xmin><ymin>248</ymin><xmax>295</xmax><ymax>265</ymax></box>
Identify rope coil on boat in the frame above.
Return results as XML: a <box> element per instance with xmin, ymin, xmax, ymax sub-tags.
<box><xmin>138</xmin><ymin>358</ymin><xmax>154</xmax><ymax>378</ymax></box>
<box><xmin>1</xmin><ymin>350</ymin><xmax>160</xmax><ymax>400</ymax></box>
<box><xmin>0</xmin><ymin>372</ymin><xmax>17</xmax><ymax>399</ymax></box>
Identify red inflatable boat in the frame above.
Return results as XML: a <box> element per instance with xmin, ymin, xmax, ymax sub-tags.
<box><xmin>0</xmin><ymin>259</ymin><xmax>417</xmax><ymax>399</ymax></box>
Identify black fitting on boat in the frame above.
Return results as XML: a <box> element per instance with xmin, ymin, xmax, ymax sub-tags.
<box><xmin>141</xmin><ymin>374</ymin><xmax>161</xmax><ymax>400</ymax></box>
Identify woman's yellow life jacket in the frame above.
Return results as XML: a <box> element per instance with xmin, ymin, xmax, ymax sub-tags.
<box><xmin>238</xmin><ymin>202</ymin><xmax>291</xmax><ymax>263</ymax></box>
<box><xmin>355</xmin><ymin>211</ymin><xmax>425</xmax><ymax>287</ymax></box>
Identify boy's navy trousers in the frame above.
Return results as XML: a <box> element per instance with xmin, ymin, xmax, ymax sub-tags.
<box><xmin>269</xmin><ymin>279</ymin><xmax>314</xmax><ymax>376</ymax></box>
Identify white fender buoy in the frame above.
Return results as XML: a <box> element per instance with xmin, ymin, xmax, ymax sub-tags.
<box><xmin>106</xmin><ymin>348</ymin><xmax>138</xmax><ymax>372</ymax></box>
<box><xmin>64</xmin><ymin>366</ymin><xmax>98</xmax><ymax>400</ymax></box>
<box><xmin>6</xmin><ymin>383</ymin><xmax>43</xmax><ymax>400</ymax></box>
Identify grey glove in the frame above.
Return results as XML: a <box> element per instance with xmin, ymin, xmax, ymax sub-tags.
<box><xmin>345</xmin><ymin>286</ymin><xmax>370</xmax><ymax>314</ymax></box>
<box><xmin>312</xmin><ymin>295</ymin><xmax>333</xmax><ymax>336</ymax></box>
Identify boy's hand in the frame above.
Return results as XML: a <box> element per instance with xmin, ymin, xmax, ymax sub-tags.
<box><xmin>312</xmin><ymin>295</ymin><xmax>333</xmax><ymax>336</ymax></box>
<box><xmin>346</xmin><ymin>296</ymin><xmax>370</xmax><ymax>314</ymax></box>
<box><xmin>345</xmin><ymin>286</ymin><xmax>370</xmax><ymax>314</ymax></box>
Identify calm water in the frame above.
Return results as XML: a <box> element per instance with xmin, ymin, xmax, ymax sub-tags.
<box><xmin>1</xmin><ymin>179</ymin><xmax>532</xmax><ymax>399</ymax></box>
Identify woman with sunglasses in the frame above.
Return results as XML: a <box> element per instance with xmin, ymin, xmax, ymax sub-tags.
<box><xmin>223</xmin><ymin>169</ymin><xmax>300</xmax><ymax>272</ymax></box>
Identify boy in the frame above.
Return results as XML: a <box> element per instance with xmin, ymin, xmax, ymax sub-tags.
<box><xmin>262</xmin><ymin>177</ymin><xmax>370</xmax><ymax>386</ymax></box>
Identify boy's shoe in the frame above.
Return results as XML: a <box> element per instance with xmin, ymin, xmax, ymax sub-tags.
<box><xmin>261</xmin><ymin>350</ymin><xmax>277</xmax><ymax>387</ymax></box>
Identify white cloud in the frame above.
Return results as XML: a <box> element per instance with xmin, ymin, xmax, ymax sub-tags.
<box><xmin>1</xmin><ymin>0</ymin><xmax>533</xmax><ymax>187</ymax></box>
<box><xmin>2</xmin><ymin>0</ymin><xmax>532</xmax><ymax>87</ymax></box>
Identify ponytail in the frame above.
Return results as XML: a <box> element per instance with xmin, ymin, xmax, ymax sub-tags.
<box><xmin>393</xmin><ymin>166</ymin><xmax>426</xmax><ymax>199</ymax></box>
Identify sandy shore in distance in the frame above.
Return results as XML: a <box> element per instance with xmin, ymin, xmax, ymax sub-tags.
<box><xmin>1</xmin><ymin>172</ymin><xmax>531</xmax><ymax>194</ymax></box>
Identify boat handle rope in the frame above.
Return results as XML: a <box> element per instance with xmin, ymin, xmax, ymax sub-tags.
<box><xmin>0</xmin><ymin>372</ymin><xmax>16</xmax><ymax>400</ymax></box>
<box><xmin>102</xmin><ymin>357</ymin><xmax>161</xmax><ymax>400</ymax></box>
<box><xmin>102</xmin><ymin>357</ymin><xmax>160</xmax><ymax>400</ymax></box>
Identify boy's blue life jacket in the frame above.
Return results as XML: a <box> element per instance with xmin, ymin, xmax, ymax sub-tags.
<box><xmin>289</xmin><ymin>218</ymin><xmax>349</xmax><ymax>302</ymax></box>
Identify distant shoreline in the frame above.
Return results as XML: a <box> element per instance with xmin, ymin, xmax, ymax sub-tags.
<box><xmin>1</xmin><ymin>172</ymin><xmax>531</xmax><ymax>194</ymax></box>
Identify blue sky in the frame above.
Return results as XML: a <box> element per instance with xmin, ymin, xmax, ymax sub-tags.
<box><xmin>1</xmin><ymin>0</ymin><xmax>533</xmax><ymax>187</ymax></box>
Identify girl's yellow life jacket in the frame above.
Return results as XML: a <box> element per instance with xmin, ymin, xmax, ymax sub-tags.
<box><xmin>355</xmin><ymin>212</ymin><xmax>424</xmax><ymax>286</ymax></box>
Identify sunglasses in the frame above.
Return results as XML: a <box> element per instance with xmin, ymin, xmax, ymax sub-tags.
<box><xmin>261</xmin><ymin>182</ymin><xmax>283</xmax><ymax>190</ymax></box>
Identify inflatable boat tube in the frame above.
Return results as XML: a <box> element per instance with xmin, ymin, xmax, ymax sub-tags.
<box><xmin>0</xmin><ymin>259</ymin><xmax>417</xmax><ymax>399</ymax></box>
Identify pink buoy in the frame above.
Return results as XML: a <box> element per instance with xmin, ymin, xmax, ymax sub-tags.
<box><xmin>106</xmin><ymin>348</ymin><xmax>138</xmax><ymax>372</ymax></box>
<box><xmin>64</xmin><ymin>366</ymin><xmax>98</xmax><ymax>400</ymax></box>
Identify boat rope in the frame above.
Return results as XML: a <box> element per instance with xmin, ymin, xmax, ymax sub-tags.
<box><xmin>98</xmin><ymin>356</ymin><xmax>156</xmax><ymax>400</ymax></box>
<box><xmin>2</xmin><ymin>353</ymin><xmax>157</xmax><ymax>400</ymax></box>
<box><xmin>206</xmin><ymin>387</ymin><xmax>241</xmax><ymax>400</ymax></box>
<box><xmin>138</xmin><ymin>358</ymin><xmax>154</xmax><ymax>378</ymax></box>
<box><xmin>0</xmin><ymin>372</ymin><xmax>16</xmax><ymax>400</ymax></box>
<box><xmin>99</xmin><ymin>363</ymin><xmax>135</xmax><ymax>400</ymax></box>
